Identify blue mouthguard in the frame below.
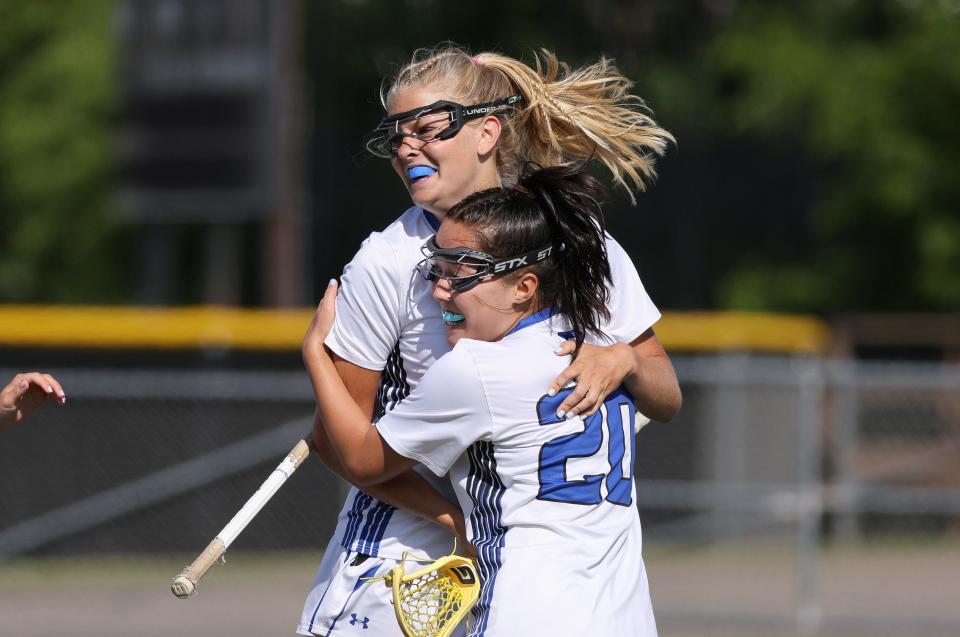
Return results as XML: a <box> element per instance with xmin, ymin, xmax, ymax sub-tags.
<box><xmin>407</xmin><ymin>166</ymin><xmax>437</xmax><ymax>180</ymax></box>
<box><xmin>442</xmin><ymin>310</ymin><xmax>465</xmax><ymax>324</ymax></box>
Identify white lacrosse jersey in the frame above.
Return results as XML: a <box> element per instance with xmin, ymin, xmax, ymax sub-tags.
<box><xmin>376</xmin><ymin>310</ymin><xmax>658</xmax><ymax>637</ymax></box>
<box><xmin>325</xmin><ymin>205</ymin><xmax>660</xmax><ymax>561</ymax></box>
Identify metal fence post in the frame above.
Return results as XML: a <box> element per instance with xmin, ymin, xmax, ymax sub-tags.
<box><xmin>831</xmin><ymin>361</ymin><xmax>861</xmax><ymax>541</ymax></box>
<box><xmin>705</xmin><ymin>354</ymin><xmax>749</xmax><ymax>539</ymax></box>
<box><xmin>795</xmin><ymin>358</ymin><xmax>825</xmax><ymax>634</ymax></box>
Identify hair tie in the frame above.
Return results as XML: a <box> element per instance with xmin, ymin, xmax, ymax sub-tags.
<box><xmin>472</xmin><ymin>56</ymin><xmax>485</xmax><ymax>66</ymax></box>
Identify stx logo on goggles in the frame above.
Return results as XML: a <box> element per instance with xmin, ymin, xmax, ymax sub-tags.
<box><xmin>493</xmin><ymin>256</ymin><xmax>528</xmax><ymax>273</ymax></box>
<box><xmin>492</xmin><ymin>246</ymin><xmax>553</xmax><ymax>274</ymax></box>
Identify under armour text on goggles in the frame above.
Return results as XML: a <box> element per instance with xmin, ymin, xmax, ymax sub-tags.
<box><xmin>365</xmin><ymin>96</ymin><xmax>523</xmax><ymax>158</ymax></box>
<box><xmin>416</xmin><ymin>235</ymin><xmax>557</xmax><ymax>292</ymax></box>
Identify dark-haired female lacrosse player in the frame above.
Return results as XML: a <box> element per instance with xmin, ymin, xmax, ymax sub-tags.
<box><xmin>305</xmin><ymin>165</ymin><xmax>663</xmax><ymax>636</ymax></box>
<box><xmin>297</xmin><ymin>45</ymin><xmax>680</xmax><ymax>637</ymax></box>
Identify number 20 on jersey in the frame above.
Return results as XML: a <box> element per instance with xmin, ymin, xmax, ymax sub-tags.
<box><xmin>536</xmin><ymin>387</ymin><xmax>637</xmax><ymax>507</ymax></box>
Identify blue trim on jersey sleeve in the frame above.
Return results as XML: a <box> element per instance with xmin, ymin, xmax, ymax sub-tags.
<box><xmin>505</xmin><ymin>306</ymin><xmax>556</xmax><ymax>337</ymax></box>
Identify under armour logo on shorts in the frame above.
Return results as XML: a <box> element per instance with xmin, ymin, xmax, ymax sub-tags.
<box><xmin>349</xmin><ymin>613</ymin><xmax>370</xmax><ymax>629</ymax></box>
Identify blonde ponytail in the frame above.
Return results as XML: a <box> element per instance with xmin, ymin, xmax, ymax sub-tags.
<box><xmin>385</xmin><ymin>45</ymin><xmax>674</xmax><ymax>204</ymax></box>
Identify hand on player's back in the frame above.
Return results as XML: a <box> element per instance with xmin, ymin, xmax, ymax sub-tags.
<box><xmin>0</xmin><ymin>372</ymin><xmax>66</xmax><ymax>428</ymax></box>
<box><xmin>548</xmin><ymin>342</ymin><xmax>635</xmax><ymax>418</ymax></box>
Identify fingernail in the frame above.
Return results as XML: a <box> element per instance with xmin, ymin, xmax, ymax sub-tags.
<box><xmin>45</xmin><ymin>386</ymin><xmax>53</xmax><ymax>394</ymax></box>
<box><xmin>553</xmin><ymin>346</ymin><xmax>564</xmax><ymax>354</ymax></box>
<box><xmin>565</xmin><ymin>411</ymin><xmax>576</xmax><ymax>420</ymax></box>
<box><xmin>556</xmin><ymin>409</ymin><xmax>566</xmax><ymax>419</ymax></box>
<box><xmin>59</xmin><ymin>395</ymin><xmax>67</xmax><ymax>405</ymax></box>
<box><xmin>547</xmin><ymin>388</ymin><xmax>557</xmax><ymax>397</ymax></box>
<box><xmin>328</xmin><ymin>279</ymin><xmax>337</xmax><ymax>286</ymax></box>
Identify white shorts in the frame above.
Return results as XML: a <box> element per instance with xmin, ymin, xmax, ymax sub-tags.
<box><xmin>297</xmin><ymin>542</ymin><xmax>398</xmax><ymax>636</ymax></box>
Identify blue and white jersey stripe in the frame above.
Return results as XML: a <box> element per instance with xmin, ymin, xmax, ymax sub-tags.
<box><xmin>355</xmin><ymin>501</ymin><xmax>395</xmax><ymax>555</ymax></box>
<box><xmin>339</xmin><ymin>491</ymin><xmax>372</xmax><ymax>550</ymax></box>
<box><xmin>374</xmin><ymin>341</ymin><xmax>410</xmax><ymax>423</ymax></box>
<box><xmin>465</xmin><ymin>441</ymin><xmax>508</xmax><ymax>636</ymax></box>
<box><xmin>339</xmin><ymin>490</ymin><xmax>398</xmax><ymax>555</ymax></box>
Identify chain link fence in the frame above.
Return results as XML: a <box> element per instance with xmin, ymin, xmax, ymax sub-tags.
<box><xmin>1</xmin><ymin>357</ymin><xmax>958</xmax><ymax>636</ymax></box>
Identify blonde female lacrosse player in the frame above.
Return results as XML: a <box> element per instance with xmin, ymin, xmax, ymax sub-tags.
<box><xmin>305</xmin><ymin>165</ymin><xmax>666</xmax><ymax>636</ymax></box>
<box><xmin>0</xmin><ymin>372</ymin><xmax>66</xmax><ymax>428</ymax></box>
<box><xmin>298</xmin><ymin>46</ymin><xmax>680</xmax><ymax>636</ymax></box>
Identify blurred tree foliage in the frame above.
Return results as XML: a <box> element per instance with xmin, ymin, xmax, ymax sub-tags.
<box><xmin>684</xmin><ymin>0</ymin><xmax>960</xmax><ymax>311</ymax></box>
<box><xmin>0</xmin><ymin>1</ymin><xmax>126</xmax><ymax>303</ymax></box>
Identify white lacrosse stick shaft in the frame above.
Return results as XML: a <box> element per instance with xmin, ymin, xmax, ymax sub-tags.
<box><xmin>171</xmin><ymin>438</ymin><xmax>312</xmax><ymax>598</ymax></box>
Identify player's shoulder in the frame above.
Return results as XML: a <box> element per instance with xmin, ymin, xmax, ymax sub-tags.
<box><xmin>423</xmin><ymin>337</ymin><xmax>529</xmax><ymax>387</ymax></box>
<box><xmin>412</xmin><ymin>340</ymin><xmax>489</xmax><ymax>405</ymax></box>
<box><xmin>430</xmin><ymin>340</ymin><xmax>483</xmax><ymax>379</ymax></box>
<box><xmin>456</xmin><ymin>325</ymin><xmax>562</xmax><ymax>377</ymax></box>
<box><xmin>353</xmin><ymin>206</ymin><xmax>435</xmax><ymax>269</ymax></box>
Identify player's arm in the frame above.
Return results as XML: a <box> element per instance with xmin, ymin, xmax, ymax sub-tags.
<box><xmin>624</xmin><ymin>329</ymin><xmax>682</xmax><ymax>422</ymax></box>
<box><xmin>305</xmin><ymin>344</ymin><xmax>414</xmax><ymax>486</ymax></box>
<box><xmin>306</xmin><ymin>285</ymin><xmax>479</xmax><ymax>490</ymax></box>
<box><xmin>309</xmin><ymin>329</ymin><xmax>463</xmax><ymax>537</ymax></box>
<box><xmin>548</xmin><ymin>330</ymin><xmax>681</xmax><ymax>422</ymax></box>
<box><xmin>308</xmin><ymin>355</ymin><xmax>380</xmax><ymax>469</ymax></box>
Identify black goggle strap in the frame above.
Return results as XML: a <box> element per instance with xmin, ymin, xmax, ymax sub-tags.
<box><xmin>433</xmin><ymin>95</ymin><xmax>523</xmax><ymax>143</ymax></box>
<box><xmin>488</xmin><ymin>243</ymin><xmax>556</xmax><ymax>276</ymax></box>
<box><xmin>448</xmin><ymin>243</ymin><xmax>555</xmax><ymax>292</ymax></box>
<box><xmin>455</xmin><ymin>95</ymin><xmax>524</xmax><ymax>124</ymax></box>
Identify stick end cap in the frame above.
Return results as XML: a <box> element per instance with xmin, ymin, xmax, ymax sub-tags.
<box><xmin>171</xmin><ymin>575</ymin><xmax>196</xmax><ymax>598</ymax></box>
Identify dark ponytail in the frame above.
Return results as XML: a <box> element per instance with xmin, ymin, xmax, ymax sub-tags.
<box><xmin>445</xmin><ymin>163</ymin><xmax>612</xmax><ymax>350</ymax></box>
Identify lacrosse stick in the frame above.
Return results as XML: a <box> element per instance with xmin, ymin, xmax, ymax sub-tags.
<box><xmin>170</xmin><ymin>438</ymin><xmax>312</xmax><ymax>598</ymax></box>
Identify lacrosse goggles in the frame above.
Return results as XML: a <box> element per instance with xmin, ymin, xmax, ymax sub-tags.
<box><xmin>365</xmin><ymin>95</ymin><xmax>523</xmax><ymax>158</ymax></box>
<box><xmin>416</xmin><ymin>234</ymin><xmax>557</xmax><ymax>293</ymax></box>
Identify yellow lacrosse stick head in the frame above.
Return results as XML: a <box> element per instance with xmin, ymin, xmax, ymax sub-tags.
<box><xmin>383</xmin><ymin>554</ymin><xmax>481</xmax><ymax>637</ymax></box>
